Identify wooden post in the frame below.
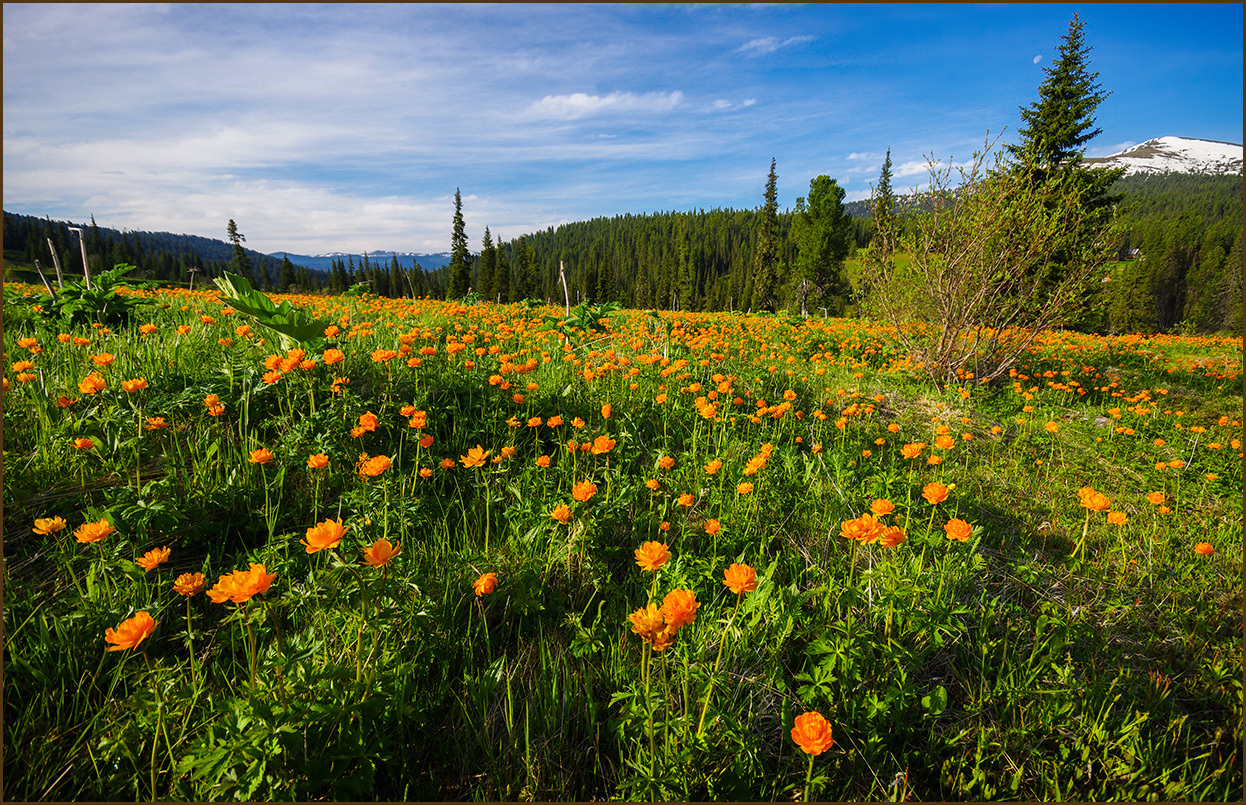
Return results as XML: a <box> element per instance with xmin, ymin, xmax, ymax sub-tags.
<box><xmin>46</xmin><ymin>238</ymin><xmax>65</xmax><ymax>289</ymax></box>
<box><xmin>559</xmin><ymin>260</ymin><xmax>570</xmax><ymax>316</ymax></box>
<box><xmin>33</xmin><ymin>259</ymin><xmax>58</xmax><ymax>301</ymax></box>
<box><xmin>69</xmin><ymin>227</ymin><xmax>92</xmax><ymax>289</ymax></box>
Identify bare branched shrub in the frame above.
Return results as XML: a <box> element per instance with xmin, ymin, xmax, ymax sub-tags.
<box><xmin>861</xmin><ymin>138</ymin><xmax>1120</xmax><ymax>388</ymax></box>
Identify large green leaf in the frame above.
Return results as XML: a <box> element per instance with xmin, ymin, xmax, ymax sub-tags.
<box><xmin>213</xmin><ymin>272</ymin><xmax>330</xmax><ymax>351</ymax></box>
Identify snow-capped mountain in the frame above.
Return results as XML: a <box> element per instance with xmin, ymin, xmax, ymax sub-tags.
<box><xmin>1082</xmin><ymin>136</ymin><xmax>1242</xmax><ymax>176</ymax></box>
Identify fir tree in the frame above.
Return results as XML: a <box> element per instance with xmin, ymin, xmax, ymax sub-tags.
<box><xmin>790</xmin><ymin>175</ymin><xmax>852</xmax><ymax>316</ymax></box>
<box><xmin>279</xmin><ymin>253</ymin><xmax>296</xmax><ymax>291</ymax></box>
<box><xmin>751</xmin><ymin>159</ymin><xmax>780</xmax><ymax>312</ymax></box>
<box><xmin>446</xmin><ymin>188</ymin><xmax>471</xmax><ymax>299</ymax></box>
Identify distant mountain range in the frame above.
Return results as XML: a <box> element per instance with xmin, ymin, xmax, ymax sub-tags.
<box><xmin>1081</xmin><ymin>135</ymin><xmax>1242</xmax><ymax>176</ymax></box>
<box><xmin>269</xmin><ymin>251</ymin><xmax>453</xmax><ymax>272</ymax></box>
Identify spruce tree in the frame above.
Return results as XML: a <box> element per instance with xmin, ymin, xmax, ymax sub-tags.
<box><xmin>279</xmin><ymin>253</ymin><xmax>296</xmax><ymax>291</ymax></box>
<box><xmin>751</xmin><ymin>159</ymin><xmax>780</xmax><ymax>312</ymax></box>
<box><xmin>226</xmin><ymin>219</ymin><xmax>255</xmax><ymax>283</ymax></box>
<box><xmin>446</xmin><ymin>188</ymin><xmax>471</xmax><ymax>299</ymax></box>
<box><xmin>790</xmin><ymin>175</ymin><xmax>853</xmax><ymax>316</ymax></box>
<box><xmin>478</xmin><ymin>227</ymin><xmax>497</xmax><ymax>302</ymax></box>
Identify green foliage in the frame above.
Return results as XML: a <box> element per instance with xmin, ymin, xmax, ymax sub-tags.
<box><xmin>446</xmin><ymin>189</ymin><xmax>472</xmax><ymax>300</ymax></box>
<box><xmin>790</xmin><ymin>175</ymin><xmax>854</xmax><ymax>316</ymax></box>
<box><xmin>39</xmin><ymin>262</ymin><xmax>155</xmax><ymax>328</ymax></box>
<box><xmin>538</xmin><ymin>299</ymin><xmax>623</xmax><ymax>347</ymax></box>
<box><xmin>750</xmin><ymin>159</ymin><xmax>781</xmax><ymax>312</ymax></box>
<box><xmin>212</xmin><ymin>272</ymin><xmax>331</xmax><ymax>351</ymax></box>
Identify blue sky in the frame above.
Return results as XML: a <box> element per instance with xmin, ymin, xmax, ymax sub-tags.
<box><xmin>3</xmin><ymin>3</ymin><xmax>1241</xmax><ymax>254</ymax></box>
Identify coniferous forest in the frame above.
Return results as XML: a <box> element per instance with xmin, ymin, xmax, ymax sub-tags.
<box><xmin>3</xmin><ymin>170</ymin><xmax>1240</xmax><ymax>335</ymax></box>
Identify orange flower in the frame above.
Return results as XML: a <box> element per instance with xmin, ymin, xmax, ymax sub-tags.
<box><xmin>922</xmin><ymin>482</ymin><xmax>949</xmax><ymax>505</ymax></box>
<box><xmin>736</xmin><ymin>481</ymin><xmax>754</xmax><ymax>495</ymax></box>
<box><xmin>440</xmin><ymin>457</ymin><xmax>456</xmax><ymax>469</ymax></box>
<box><xmin>302</xmin><ymin>518</ymin><xmax>348</xmax><ymax>553</ymax></box>
<box><xmin>870</xmin><ymin>499</ymin><xmax>895</xmax><ymax>517</ymax></box>
<box><xmin>660</xmin><ymin>588</ymin><xmax>699</xmax><ymax>630</ymax></box>
<box><xmin>644</xmin><ymin>478</ymin><xmax>660</xmax><ymax>491</ymax></box>
<box><xmin>419</xmin><ymin>434</ymin><xmax>435</xmax><ymax>448</ymax></box>
<box><xmin>1045</xmin><ymin>421</ymin><xmax>1059</xmax><ymax>433</ymax></box>
<box><xmin>879</xmin><ymin>525</ymin><xmax>907</xmax><ymax>548</ymax></box>
<box><xmin>536</xmin><ymin>455</ymin><xmax>552</xmax><ymax>468</ymax></box>
<box><xmin>723</xmin><ymin>562</ymin><xmax>757</xmax><ymax>594</ymax></box>
<box><xmin>944</xmin><ymin>518</ymin><xmax>972</xmax><ymax>542</ymax></box>
<box><xmin>546</xmin><ymin>415</ymin><xmax>564</xmax><ymax>427</ymax></box>
<box><xmin>249</xmin><ymin>447</ymin><xmax>275</xmax><ymax>465</ymax></box>
<box><xmin>371</xmin><ymin>348</ymin><xmax>397</xmax><ymax>363</ymax></box>
<box><xmin>144</xmin><ymin>417</ymin><xmax>169</xmax><ymax>431</ymax></box>
<box><xmin>600</xmin><ymin>403</ymin><xmax>612</xmax><ymax>419</ymax></box>
<box><xmin>1147</xmin><ymin>491</ymin><xmax>1165</xmax><ymax>505</ymax></box>
<box><xmin>840</xmin><ymin>514</ymin><xmax>884</xmax><ymax>544</ymax></box>
<box><xmin>900</xmin><ymin>442</ymin><xmax>926</xmax><ymax>459</ymax></box>
<box><xmin>206</xmin><ymin>563</ymin><xmax>276</xmax><ymax>604</ymax></box>
<box><xmin>33</xmin><ymin>516</ymin><xmax>68</xmax><ymax>535</ymax></box>
<box><xmin>628</xmin><ymin>602</ymin><xmax>664</xmax><ymax>642</ymax></box>
<box><xmin>634</xmin><ymin>540</ymin><xmax>670</xmax><ymax>572</ymax></box>
<box><xmin>658</xmin><ymin>455</ymin><xmax>676</xmax><ymax>470</ymax></box>
<box><xmin>357</xmin><ymin>454</ymin><xmax>392</xmax><ymax>478</ymax></box>
<box><xmin>572</xmin><ymin>479</ymin><xmax>598</xmax><ymax>502</ymax></box>
<box><xmin>460</xmin><ymin>445</ymin><xmax>489</xmax><ymax>468</ymax></box>
<box><xmin>357</xmin><ymin>411</ymin><xmax>379</xmax><ymax>432</ymax></box>
<box><xmin>705</xmin><ymin>518</ymin><xmax>722</xmax><ymax>536</ymax></box>
<box><xmin>1194</xmin><ymin>542</ymin><xmax>1215</xmax><ymax>555</ymax></box>
<box><xmin>73</xmin><ymin>437</ymin><xmax>95</xmax><ymax>450</ymax></box>
<box><xmin>78</xmin><ymin>373</ymin><xmax>106</xmax><ymax>394</ymax></box>
<box><xmin>121</xmin><ymin>377</ymin><xmax>148</xmax><ymax>393</ymax></box>
<box><xmin>204</xmin><ymin>393</ymin><xmax>221</xmax><ymax>407</ymax></box>
<box><xmin>473</xmin><ymin>572</ymin><xmax>498</xmax><ymax>597</ymax></box>
<box><xmin>104</xmin><ymin>611</ymin><xmax>159</xmax><ymax>652</ymax></box>
<box><xmin>591</xmin><ymin>434</ymin><xmax>617</xmax><ymax>454</ymax></box>
<box><xmin>550</xmin><ymin>503</ymin><xmax>572</xmax><ymax>524</ymax></box>
<box><xmin>419</xmin><ymin>467</ymin><xmax>433</xmax><ymax>478</ymax></box>
<box><xmin>363</xmin><ymin>537</ymin><xmax>401</xmax><ymax>568</ymax></box>
<box><xmin>74</xmin><ymin>519</ymin><xmax>115</xmax><ymax>543</ymax></box>
<box><xmin>172</xmin><ymin>572</ymin><xmax>207</xmax><ymax>596</ymax></box>
<box><xmin>91</xmin><ymin>352</ymin><xmax>116</xmax><ymax>367</ymax></box>
<box><xmin>1167</xmin><ymin>459</ymin><xmax>1184</xmax><ymax>469</ymax></box>
<box><xmin>678</xmin><ymin>492</ymin><xmax>695</xmax><ymax>507</ymax></box>
<box><xmin>1078</xmin><ymin>487</ymin><xmax>1110</xmax><ymax>513</ymax></box>
<box><xmin>704</xmin><ymin>459</ymin><xmax>722</xmax><ymax>474</ymax></box>
<box><xmin>307</xmin><ymin>453</ymin><xmax>329</xmax><ymax>469</ymax></box>
<box><xmin>1106</xmin><ymin>511</ymin><xmax>1128</xmax><ymax>526</ymax></box>
<box><xmin>791</xmin><ymin>711</ymin><xmax>834</xmax><ymax>755</ymax></box>
<box><xmin>135</xmin><ymin>546</ymin><xmax>171</xmax><ymax>571</ymax></box>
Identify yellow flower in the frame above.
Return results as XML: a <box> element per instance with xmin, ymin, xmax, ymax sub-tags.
<box><xmin>302</xmin><ymin>518</ymin><xmax>348</xmax><ymax>553</ymax></box>
<box><xmin>33</xmin><ymin>516</ymin><xmax>68</xmax><ymax>535</ymax></box>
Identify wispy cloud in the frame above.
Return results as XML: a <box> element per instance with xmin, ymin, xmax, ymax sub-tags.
<box><xmin>526</xmin><ymin>90</ymin><xmax>685</xmax><ymax>121</ymax></box>
<box><xmin>735</xmin><ymin>35</ymin><xmax>815</xmax><ymax>57</ymax></box>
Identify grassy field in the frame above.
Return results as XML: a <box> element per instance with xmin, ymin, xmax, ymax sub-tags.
<box><xmin>3</xmin><ymin>281</ymin><xmax>1241</xmax><ymax>801</ymax></box>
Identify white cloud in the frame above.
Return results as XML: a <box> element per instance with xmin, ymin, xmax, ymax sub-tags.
<box><xmin>526</xmin><ymin>90</ymin><xmax>685</xmax><ymax>121</ymax></box>
<box><xmin>847</xmin><ymin>151</ymin><xmax>884</xmax><ymax>161</ymax></box>
<box><xmin>711</xmin><ymin>99</ymin><xmax>733</xmax><ymax>110</ymax></box>
<box><xmin>741</xmin><ymin>98</ymin><xmax>757</xmax><ymax>107</ymax></box>
<box><xmin>735</xmin><ymin>35</ymin><xmax>814</xmax><ymax>57</ymax></box>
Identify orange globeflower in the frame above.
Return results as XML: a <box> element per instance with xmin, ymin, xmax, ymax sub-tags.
<box><xmin>841</xmin><ymin>514</ymin><xmax>884</xmax><ymax>544</ymax></box>
<box><xmin>705</xmin><ymin>518</ymin><xmax>722</xmax><ymax>536</ymax></box>
<box><xmin>419</xmin><ymin>434</ymin><xmax>435</xmax><ymax>448</ymax></box>
<box><xmin>307</xmin><ymin>453</ymin><xmax>329</xmax><ymax>469</ymax></box>
<box><xmin>870</xmin><ymin>499</ymin><xmax>895</xmax><ymax>517</ymax></box>
<box><xmin>78</xmin><ymin>373</ymin><xmax>106</xmax><ymax>394</ymax></box>
<box><xmin>206</xmin><ymin>563</ymin><xmax>276</xmax><ymax>604</ymax></box>
<box><xmin>900</xmin><ymin>442</ymin><xmax>926</xmax><ymax>459</ymax></box>
<box><xmin>302</xmin><ymin>518</ymin><xmax>348</xmax><ymax>553</ymax></box>
<box><xmin>704</xmin><ymin>459</ymin><xmax>723</xmax><ymax>474</ymax></box>
<box><xmin>628</xmin><ymin>602</ymin><xmax>664</xmax><ymax>643</ymax></box>
<box><xmin>473</xmin><ymin>572</ymin><xmax>498</xmax><ymax>597</ymax></box>
<box><xmin>572</xmin><ymin>479</ymin><xmax>598</xmax><ymax>502</ymax></box>
<box><xmin>944</xmin><ymin>519</ymin><xmax>972</xmax><ymax>542</ymax></box>
<box><xmin>644</xmin><ymin>478</ymin><xmax>660</xmax><ymax>491</ymax></box>
<box><xmin>75</xmin><ymin>519</ymin><xmax>115</xmax><ymax>543</ymax></box>
<box><xmin>658</xmin><ymin>455</ymin><xmax>676</xmax><ymax>470</ymax></box>
<box><xmin>439</xmin><ymin>457</ymin><xmax>456</xmax><ymax>469</ymax></box>
<box><xmin>357</xmin><ymin>454</ymin><xmax>392</xmax><ymax>478</ymax></box>
<box><xmin>546</xmin><ymin>415</ymin><xmax>565</xmax><ymax>427</ymax></box>
<box><xmin>33</xmin><ymin>516</ymin><xmax>68</xmax><ymax>535</ymax></box>
<box><xmin>634</xmin><ymin>541</ymin><xmax>670</xmax><ymax>572</ymax></box>
<box><xmin>1194</xmin><ymin>542</ymin><xmax>1215</xmax><ymax>555</ymax></box>
<box><xmin>135</xmin><ymin>546</ymin><xmax>172</xmax><ymax>571</ymax></box>
<box><xmin>678</xmin><ymin>492</ymin><xmax>695</xmax><ymax>507</ymax></box>
<box><xmin>249</xmin><ymin>447</ymin><xmax>275</xmax><ymax>465</ymax></box>
<box><xmin>723</xmin><ymin>562</ymin><xmax>758</xmax><ymax>594</ymax></box>
<box><xmin>121</xmin><ymin>378</ymin><xmax>148</xmax><ymax>393</ymax></box>
<box><xmin>791</xmin><ymin>711</ymin><xmax>835</xmax><ymax>756</ymax></box>
<box><xmin>922</xmin><ymin>482</ymin><xmax>949</xmax><ymax>505</ymax></box>
<box><xmin>91</xmin><ymin>352</ymin><xmax>116</xmax><ymax>367</ymax></box>
<box><xmin>550</xmin><ymin>503</ymin><xmax>573</xmax><ymax>524</ymax></box>
<box><xmin>322</xmin><ymin>348</ymin><xmax>345</xmax><ymax>365</ymax></box>
<box><xmin>172</xmin><ymin>572</ymin><xmax>207</xmax><ymax>596</ymax></box>
<box><xmin>1107</xmin><ymin>511</ymin><xmax>1128</xmax><ymax>526</ymax></box>
<box><xmin>362</xmin><ymin>537</ymin><xmax>401</xmax><ymax>568</ymax></box>
<box><xmin>660</xmin><ymin>588</ymin><xmax>699</xmax><ymax>630</ymax></box>
<box><xmin>73</xmin><ymin>437</ymin><xmax>95</xmax><ymax>450</ymax></box>
<box><xmin>460</xmin><ymin>445</ymin><xmax>489</xmax><ymax>468</ymax></box>
<box><xmin>879</xmin><ymin>525</ymin><xmax>907</xmax><ymax>549</ymax></box>
<box><xmin>736</xmin><ymin>481</ymin><xmax>754</xmax><ymax>495</ymax></box>
<box><xmin>601</xmin><ymin>403</ymin><xmax>612</xmax><ymax>419</ymax></box>
<box><xmin>536</xmin><ymin>454</ymin><xmax>552</xmax><ymax>468</ymax></box>
<box><xmin>591</xmin><ymin>434</ymin><xmax>616</xmax><ymax>454</ymax></box>
<box><xmin>357</xmin><ymin>411</ymin><xmax>379</xmax><ymax>432</ymax></box>
<box><xmin>104</xmin><ymin>611</ymin><xmax>159</xmax><ymax>653</ymax></box>
<box><xmin>144</xmin><ymin>417</ymin><xmax>169</xmax><ymax>431</ymax></box>
<box><xmin>1078</xmin><ymin>487</ymin><xmax>1111</xmax><ymax>512</ymax></box>
<box><xmin>1147</xmin><ymin>491</ymin><xmax>1165</xmax><ymax>505</ymax></box>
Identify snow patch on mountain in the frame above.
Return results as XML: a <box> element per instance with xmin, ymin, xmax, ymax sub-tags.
<box><xmin>1082</xmin><ymin>136</ymin><xmax>1242</xmax><ymax>176</ymax></box>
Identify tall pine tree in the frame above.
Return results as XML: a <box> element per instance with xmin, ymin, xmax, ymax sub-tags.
<box><xmin>478</xmin><ymin>227</ymin><xmax>497</xmax><ymax>302</ymax></box>
<box><xmin>750</xmin><ymin>159</ymin><xmax>780</xmax><ymax>312</ymax></box>
<box><xmin>446</xmin><ymin>189</ymin><xmax>471</xmax><ymax>299</ymax></box>
<box><xmin>790</xmin><ymin>175</ymin><xmax>853</xmax><ymax>316</ymax></box>
<box><xmin>226</xmin><ymin>219</ymin><xmax>255</xmax><ymax>284</ymax></box>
